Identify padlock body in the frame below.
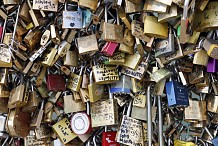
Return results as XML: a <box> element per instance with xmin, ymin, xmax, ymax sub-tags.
<box><xmin>101</xmin><ymin>42</ymin><xmax>119</xmax><ymax>56</ymax></box>
<box><xmin>207</xmin><ymin>58</ymin><xmax>218</xmax><ymax>72</ymax></box>
<box><xmin>62</xmin><ymin>11</ymin><xmax>83</xmax><ymax>29</ymax></box>
<box><xmin>110</xmin><ymin>75</ymin><xmax>132</xmax><ymax>94</ymax></box>
<box><xmin>47</xmin><ymin>74</ymin><xmax>66</xmax><ymax>91</ymax></box>
<box><xmin>166</xmin><ymin>80</ymin><xmax>189</xmax><ymax>106</ymax></box>
<box><xmin>102</xmin><ymin>131</ymin><xmax>120</xmax><ymax>146</ymax></box>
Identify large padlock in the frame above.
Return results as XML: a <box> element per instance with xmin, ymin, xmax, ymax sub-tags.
<box><xmin>116</xmin><ymin>100</ymin><xmax>144</xmax><ymax>145</ymax></box>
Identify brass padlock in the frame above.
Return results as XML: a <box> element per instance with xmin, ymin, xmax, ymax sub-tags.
<box><xmin>78</xmin><ymin>0</ymin><xmax>98</xmax><ymax>11</ymax></box>
<box><xmin>144</xmin><ymin>0</ymin><xmax>168</xmax><ymax>13</ymax></box>
<box><xmin>102</xmin><ymin>4</ymin><xmax>123</xmax><ymax>43</ymax></box>
<box><xmin>194</xmin><ymin>1</ymin><xmax>218</xmax><ymax>32</ymax></box>
<box><xmin>124</xmin><ymin>0</ymin><xmax>143</xmax><ymax>13</ymax></box>
<box><xmin>92</xmin><ymin>64</ymin><xmax>119</xmax><ymax>84</ymax></box>
<box><xmin>91</xmin><ymin>92</ymin><xmax>118</xmax><ymax>127</ymax></box>
<box><xmin>3</xmin><ymin>0</ymin><xmax>19</xmax><ymax>5</ymax></box>
<box><xmin>52</xmin><ymin>118</ymin><xmax>77</xmax><ymax>144</ymax></box>
<box><xmin>77</xmin><ymin>34</ymin><xmax>99</xmax><ymax>54</ymax></box>
<box><xmin>7</xmin><ymin>108</ymin><xmax>31</xmax><ymax>137</ymax></box>
<box><xmin>158</xmin><ymin>4</ymin><xmax>178</xmax><ymax>23</ymax></box>
<box><xmin>193</xmin><ymin>50</ymin><xmax>209</xmax><ymax>66</ymax></box>
<box><xmin>122</xmin><ymin>53</ymin><xmax>142</xmax><ymax>70</ymax></box>
<box><xmin>144</xmin><ymin>15</ymin><xmax>168</xmax><ymax>39</ymax></box>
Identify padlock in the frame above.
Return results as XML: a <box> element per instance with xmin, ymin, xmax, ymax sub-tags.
<box><xmin>88</xmin><ymin>71</ymin><xmax>104</xmax><ymax>102</ymax></box>
<box><xmin>77</xmin><ymin>33</ymin><xmax>99</xmax><ymax>55</ymax></box>
<box><xmin>50</xmin><ymin>24</ymin><xmax>61</xmax><ymax>45</ymax></box>
<box><xmin>124</xmin><ymin>0</ymin><xmax>143</xmax><ymax>13</ymax></box>
<box><xmin>144</xmin><ymin>15</ymin><xmax>168</xmax><ymax>39</ymax></box>
<box><xmin>71</xmin><ymin>102</ymin><xmax>92</xmax><ymax>135</ymax></box>
<box><xmin>91</xmin><ymin>90</ymin><xmax>118</xmax><ymax>127</ymax></box>
<box><xmin>8</xmin><ymin>76</ymin><xmax>28</xmax><ymax>109</ymax></box>
<box><xmin>44</xmin><ymin>92</ymin><xmax>61</xmax><ymax>114</ymax></box>
<box><xmin>180</xmin><ymin>0</ymin><xmax>190</xmax><ymax>44</ymax></box>
<box><xmin>52</xmin><ymin>118</ymin><xmax>77</xmax><ymax>144</ymax></box>
<box><xmin>41</xmin><ymin>46</ymin><xmax>58</xmax><ymax>67</ymax></box>
<box><xmin>202</xmin><ymin>38</ymin><xmax>218</xmax><ymax>60</ymax></box>
<box><xmin>118</xmin><ymin>7</ymin><xmax>131</xmax><ymax>30</ymax></box>
<box><xmin>102</xmin><ymin>127</ymin><xmax>120</xmax><ymax>146</ymax></box>
<box><xmin>110</xmin><ymin>75</ymin><xmax>132</xmax><ymax>94</ymax></box>
<box><xmin>102</xmin><ymin>4</ymin><xmax>123</xmax><ymax>43</ymax></box>
<box><xmin>207</xmin><ymin>95</ymin><xmax>218</xmax><ymax>113</ymax></box>
<box><xmin>92</xmin><ymin>64</ymin><xmax>119</xmax><ymax>84</ymax></box>
<box><xmin>144</xmin><ymin>0</ymin><xmax>168</xmax><ymax>13</ymax></box>
<box><xmin>207</xmin><ymin>58</ymin><xmax>218</xmax><ymax>72</ymax></box>
<box><xmin>35</xmin><ymin>124</ymin><xmax>51</xmax><ymax>140</ymax></box>
<box><xmin>57</xmin><ymin>40</ymin><xmax>71</xmax><ymax>58</ymax></box>
<box><xmin>30</xmin><ymin>100</ymin><xmax>45</xmax><ymax>129</ymax></box>
<box><xmin>46</xmin><ymin>69</ymin><xmax>66</xmax><ymax>91</ymax></box>
<box><xmin>64</xmin><ymin>49</ymin><xmax>78</xmax><ymax>66</ymax></box>
<box><xmin>116</xmin><ymin>100</ymin><xmax>144</xmax><ymax>145</ymax></box>
<box><xmin>155</xmin><ymin>26</ymin><xmax>175</xmax><ymax>57</ymax></box>
<box><xmin>78</xmin><ymin>0</ymin><xmax>98</xmax><ymax>11</ymax></box>
<box><xmin>37</xmin><ymin>82</ymin><xmax>49</xmax><ymax>98</ymax></box>
<box><xmin>24</xmin><ymin>28</ymin><xmax>42</xmax><ymax>51</ymax></box>
<box><xmin>132</xmin><ymin>78</ymin><xmax>144</xmax><ymax>93</ymax></box>
<box><xmin>196</xmin><ymin>0</ymin><xmax>209</xmax><ymax>11</ymax></box>
<box><xmin>40</xmin><ymin>29</ymin><xmax>50</xmax><ymax>46</ymax></box>
<box><xmin>79</xmin><ymin>88</ymin><xmax>90</xmax><ymax>103</ymax></box>
<box><xmin>66</xmin><ymin>30</ymin><xmax>77</xmax><ymax>43</ymax></box>
<box><xmin>188</xmin><ymin>65</ymin><xmax>204</xmax><ymax>84</ymax></box>
<box><xmin>7</xmin><ymin>108</ymin><xmax>31</xmax><ymax>137</ymax></box>
<box><xmin>101</xmin><ymin>42</ymin><xmax>119</xmax><ymax>57</ymax></box>
<box><xmin>62</xmin><ymin>2</ymin><xmax>83</xmax><ymax>29</ymax></box>
<box><xmin>151</xmin><ymin>68</ymin><xmax>172</xmax><ymax>83</ymax></box>
<box><xmin>44</xmin><ymin>107</ymin><xmax>53</xmax><ymax>124</ymax></box>
<box><xmin>19</xmin><ymin>1</ymin><xmax>31</xmax><ymax>23</ymax></box>
<box><xmin>184</xmin><ymin>99</ymin><xmax>206</xmax><ymax>123</ymax></box>
<box><xmin>63</xmin><ymin>91</ymin><xmax>86</xmax><ymax>113</ymax></box>
<box><xmin>166</xmin><ymin>76</ymin><xmax>189</xmax><ymax>107</ymax></box>
<box><xmin>3</xmin><ymin>0</ymin><xmax>19</xmax><ymax>5</ymax></box>
<box><xmin>131</xmin><ymin>20</ymin><xmax>151</xmax><ymax>43</ymax></box>
<box><xmin>32</xmin><ymin>0</ymin><xmax>58</xmax><ymax>12</ymax></box>
<box><xmin>122</xmin><ymin>53</ymin><xmax>141</xmax><ymax>70</ymax></box>
<box><xmin>105</xmin><ymin>51</ymin><xmax>125</xmax><ymax>65</ymax></box>
<box><xmin>67</xmin><ymin>66</ymin><xmax>84</xmax><ymax>92</ymax></box>
<box><xmin>194</xmin><ymin>1</ymin><xmax>218</xmax><ymax>32</ymax></box>
<box><xmin>22</xmin><ymin>83</ymin><xmax>40</xmax><ymax>113</ymax></box>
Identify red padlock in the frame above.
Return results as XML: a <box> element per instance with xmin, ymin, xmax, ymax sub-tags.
<box><xmin>101</xmin><ymin>42</ymin><xmax>119</xmax><ymax>56</ymax></box>
<box><xmin>46</xmin><ymin>69</ymin><xmax>66</xmax><ymax>91</ymax></box>
<box><xmin>102</xmin><ymin>127</ymin><xmax>120</xmax><ymax>146</ymax></box>
<box><xmin>71</xmin><ymin>102</ymin><xmax>92</xmax><ymax>135</ymax></box>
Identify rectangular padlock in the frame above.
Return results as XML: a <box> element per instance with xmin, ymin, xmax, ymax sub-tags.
<box><xmin>102</xmin><ymin>131</ymin><xmax>120</xmax><ymax>146</ymax></box>
<box><xmin>144</xmin><ymin>0</ymin><xmax>168</xmax><ymax>13</ymax></box>
<box><xmin>203</xmin><ymin>38</ymin><xmax>218</xmax><ymax>60</ymax></box>
<box><xmin>101</xmin><ymin>42</ymin><xmax>119</xmax><ymax>56</ymax></box>
<box><xmin>47</xmin><ymin>73</ymin><xmax>66</xmax><ymax>92</ymax></box>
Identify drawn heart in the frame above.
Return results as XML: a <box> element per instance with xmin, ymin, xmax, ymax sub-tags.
<box><xmin>70</xmin><ymin>23</ymin><xmax>75</xmax><ymax>27</ymax></box>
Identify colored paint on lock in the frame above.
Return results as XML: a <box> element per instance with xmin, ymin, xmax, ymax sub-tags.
<box><xmin>207</xmin><ymin>58</ymin><xmax>218</xmax><ymax>72</ymax></box>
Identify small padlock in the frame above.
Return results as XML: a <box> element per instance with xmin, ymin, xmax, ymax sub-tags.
<box><xmin>46</xmin><ymin>69</ymin><xmax>66</xmax><ymax>91</ymax></box>
<box><xmin>151</xmin><ymin>68</ymin><xmax>172</xmax><ymax>83</ymax></box>
<box><xmin>102</xmin><ymin>127</ymin><xmax>120</xmax><ymax>146</ymax></box>
<box><xmin>110</xmin><ymin>75</ymin><xmax>132</xmax><ymax>94</ymax></box>
<box><xmin>22</xmin><ymin>83</ymin><xmax>40</xmax><ymax>113</ymax></box>
<box><xmin>166</xmin><ymin>76</ymin><xmax>189</xmax><ymax>107</ymax></box>
<box><xmin>92</xmin><ymin>64</ymin><xmax>119</xmax><ymax>84</ymax></box>
<box><xmin>64</xmin><ymin>49</ymin><xmax>78</xmax><ymax>67</ymax></box>
<box><xmin>67</xmin><ymin>66</ymin><xmax>84</xmax><ymax>92</ymax></box>
<box><xmin>30</xmin><ymin>100</ymin><xmax>45</xmax><ymax>129</ymax></box>
<box><xmin>144</xmin><ymin>15</ymin><xmax>168</xmax><ymax>39</ymax></box>
<box><xmin>71</xmin><ymin>102</ymin><xmax>92</xmax><ymax>135</ymax></box>
<box><xmin>63</xmin><ymin>91</ymin><xmax>86</xmax><ymax>113</ymax></box>
<box><xmin>77</xmin><ymin>33</ymin><xmax>99</xmax><ymax>55</ymax></box>
<box><xmin>52</xmin><ymin>118</ymin><xmax>77</xmax><ymax>144</ymax></box>
<box><xmin>8</xmin><ymin>76</ymin><xmax>28</xmax><ymax>108</ymax></box>
<box><xmin>88</xmin><ymin>71</ymin><xmax>104</xmax><ymax>102</ymax></box>
<box><xmin>207</xmin><ymin>58</ymin><xmax>218</xmax><ymax>72</ymax></box>
<box><xmin>124</xmin><ymin>0</ymin><xmax>143</xmax><ymax>13</ymax></box>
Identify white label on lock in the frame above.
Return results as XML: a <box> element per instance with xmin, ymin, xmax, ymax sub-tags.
<box><xmin>33</xmin><ymin>0</ymin><xmax>58</xmax><ymax>12</ymax></box>
<box><xmin>62</xmin><ymin>11</ymin><xmax>83</xmax><ymax>29</ymax></box>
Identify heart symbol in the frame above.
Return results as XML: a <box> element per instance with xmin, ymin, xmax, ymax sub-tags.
<box><xmin>70</xmin><ymin>23</ymin><xmax>75</xmax><ymax>27</ymax></box>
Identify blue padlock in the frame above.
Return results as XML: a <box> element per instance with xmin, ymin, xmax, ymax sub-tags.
<box><xmin>166</xmin><ymin>78</ymin><xmax>189</xmax><ymax>107</ymax></box>
<box><xmin>212</xmin><ymin>137</ymin><xmax>218</xmax><ymax>146</ymax></box>
<box><xmin>110</xmin><ymin>75</ymin><xmax>132</xmax><ymax>94</ymax></box>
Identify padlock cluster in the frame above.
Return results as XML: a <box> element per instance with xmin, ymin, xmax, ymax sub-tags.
<box><xmin>0</xmin><ymin>0</ymin><xmax>218</xmax><ymax>145</ymax></box>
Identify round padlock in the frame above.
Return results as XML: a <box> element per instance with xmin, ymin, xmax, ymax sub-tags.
<box><xmin>71</xmin><ymin>112</ymin><xmax>92</xmax><ymax>135</ymax></box>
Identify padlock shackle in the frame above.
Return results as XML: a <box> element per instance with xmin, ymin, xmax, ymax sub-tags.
<box><xmin>183</xmin><ymin>0</ymin><xmax>190</xmax><ymax>19</ymax></box>
<box><xmin>126</xmin><ymin>99</ymin><xmax>132</xmax><ymax>117</ymax></box>
<box><xmin>11</xmin><ymin>5</ymin><xmax>20</xmax><ymax>48</ymax></box>
<box><xmin>204</xmin><ymin>127</ymin><xmax>214</xmax><ymax>139</ymax></box>
<box><xmin>157</xmin><ymin>95</ymin><xmax>164</xmax><ymax>146</ymax></box>
<box><xmin>147</xmin><ymin>84</ymin><xmax>153</xmax><ymax>146</ymax></box>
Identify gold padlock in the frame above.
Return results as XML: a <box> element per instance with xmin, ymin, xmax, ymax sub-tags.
<box><xmin>144</xmin><ymin>0</ymin><xmax>168</xmax><ymax>13</ymax></box>
<box><xmin>78</xmin><ymin>0</ymin><xmax>98</xmax><ymax>11</ymax></box>
<box><xmin>92</xmin><ymin>64</ymin><xmax>119</xmax><ymax>84</ymax></box>
<box><xmin>193</xmin><ymin>50</ymin><xmax>209</xmax><ymax>66</ymax></box>
<box><xmin>144</xmin><ymin>16</ymin><xmax>168</xmax><ymax>38</ymax></box>
<box><xmin>52</xmin><ymin>118</ymin><xmax>77</xmax><ymax>144</ymax></box>
<box><xmin>125</xmin><ymin>0</ymin><xmax>143</xmax><ymax>13</ymax></box>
